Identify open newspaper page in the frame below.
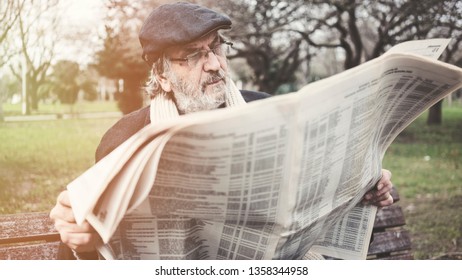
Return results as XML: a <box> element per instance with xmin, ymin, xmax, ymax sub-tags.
<box><xmin>307</xmin><ymin>38</ymin><xmax>452</xmax><ymax>259</ymax></box>
<box><xmin>68</xmin><ymin>120</ymin><xmax>198</xmax><ymax>239</ymax></box>
<box><xmin>67</xmin><ymin>39</ymin><xmax>462</xmax><ymax>260</ymax></box>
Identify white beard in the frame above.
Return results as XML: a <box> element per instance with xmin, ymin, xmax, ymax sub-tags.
<box><xmin>167</xmin><ymin>70</ymin><xmax>228</xmax><ymax>114</ymax></box>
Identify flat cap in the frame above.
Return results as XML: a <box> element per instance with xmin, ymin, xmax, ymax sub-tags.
<box><xmin>139</xmin><ymin>2</ymin><xmax>232</xmax><ymax>64</ymax></box>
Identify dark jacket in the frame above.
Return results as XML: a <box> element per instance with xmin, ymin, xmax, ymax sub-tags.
<box><xmin>58</xmin><ymin>89</ymin><xmax>270</xmax><ymax>259</ymax></box>
<box><xmin>95</xmin><ymin>90</ymin><xmax>270</xmax><ymax>162</ymax></box>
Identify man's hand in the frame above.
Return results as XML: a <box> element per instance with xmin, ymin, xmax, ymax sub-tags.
<box><xmin>362</xmin><ymin>169</ymin><xmax>394</xmax><ymax>207</ymax></box>
<box><xmin>49</xmin><ymin>190</ymin><xmax>101</xmax><ymax>252</ymax></box>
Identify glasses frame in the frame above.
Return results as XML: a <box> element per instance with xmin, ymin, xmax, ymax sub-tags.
<box><xmin>169</xmin><ymin>41</ymin><xmax>233</xmax><ymax>68</ymax></box>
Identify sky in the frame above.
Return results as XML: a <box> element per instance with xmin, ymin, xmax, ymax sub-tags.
<box><xmin>54</xmin><ymin>0</ymin><xmax>106</xmax><ymax>66</ymax></box>
<box><xmin>63</xmin><ymin>0</ymin><xmax>105</xmax><ymax>28</ymax></box>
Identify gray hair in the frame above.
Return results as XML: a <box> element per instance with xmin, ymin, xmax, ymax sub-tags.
<box><xmin>144</xmin><ymin>55</ymin><xmax>172</xmax><ymax>99</ymax></box>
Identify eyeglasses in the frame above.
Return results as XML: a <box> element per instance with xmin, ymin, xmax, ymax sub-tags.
<box><xmin>169</xmin><ymin>41</ymin><xmax>233</xmax><ymax>68</ymax></box>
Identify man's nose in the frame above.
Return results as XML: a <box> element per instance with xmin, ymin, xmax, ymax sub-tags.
<box><xmin>203</xmin><ymin>51</ymin><xmax>221</xmax><ymax>72</ymax></box>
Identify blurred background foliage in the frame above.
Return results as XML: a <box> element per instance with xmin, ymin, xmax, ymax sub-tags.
<box><xmin>0</xmin><ymin>0</ymin><xmax>461</xmax><ymax>119</ymax></box>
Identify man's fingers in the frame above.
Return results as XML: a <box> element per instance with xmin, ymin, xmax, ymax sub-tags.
<box><xmin>381</xmin><ymin>169</ymin><xmax>392</xmax><ymax>180</ymax></box>
<box><xmin>377</xmin><ymin>169</ymin><xmax>391</xmax><ymax>185</ymax></box>
<box><xmin>363</xmin><ymin>185</ymin><xmax>392</xmax><ymax>201</ymax></box>
<box><xmin>376</xmin><ymin>181</ymin><xmax>393</xmax><ymax>197</ymax></box>
<box><xmin>363</xmin><ymin>191</ymin><xmax>394</xmax><ymax>207</ymax></box>
<box><xmin>375</xmin><ymin>169</ymin><xmax>393</xmax><ymax>196</ymax></box>
<box><xmin>54</xmin><ymin>219</ymin><xmax>95</xmax><ymax>233</ymax></box>
<box><xmin>49</xmin><ymin>201</ymin><xmax>76</xmax><ymax>223</ymax></box>
<box><xmin>49</xmin><ymin>190</ymin><xmax>76</xmax><ymax>223</ymax></box>
<box><xmin>59</xmin><ymin>232</ymin><xmax>101</xmax><ymax>252</ymax></box>
<box><xmin>374</xmin><ymin>192</ymin><xmax>394</xmax><ymax>207</ymax></box>
<box><xmin>57</xmin><ymin>190</ymin><xmax>71</xmax><ymax>207</ymax></box>
<box><xmin>49</xmin><ymin>190</ymin><xmax>100</xmax><ymax>253</ymax></box>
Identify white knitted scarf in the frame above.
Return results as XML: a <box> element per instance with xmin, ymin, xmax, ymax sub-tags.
<box><xmin>149</xmin><ymin>78</ymin><xmax>246</xmax><ymax>123</ymax></box>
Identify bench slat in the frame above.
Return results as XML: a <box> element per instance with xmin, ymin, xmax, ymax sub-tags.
<box><xmin>373</xmin><ymin>205</ymin><xmax>406</xmax><ymax>230</ymax></box>
<box><xmin>0</xmin><ymin>212</ymin><xmax>58</xmax><ymax>240</ymax></box>
<box><xmin>0</xmin><ymin>233</ymin><xmax>60</xmax><ymax>245</ymax></box>
<box><xmin>0</xmin><ymin>242</ymin><xmax>60</xmax><ymax>260</ymax></box>
<box><xmin>369</xmin><ymin>252</ymin><xmax>414</xmax><ymax>260</ymax></box>
<box><xmin>367</xmin><ymin>230</ymin><xmax>412</xmax><ymax>256</ymax></box>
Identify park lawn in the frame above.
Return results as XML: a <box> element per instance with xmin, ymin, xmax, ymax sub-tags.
<box><xmin>383</xmin><ymin>105</ymin><xmax>462</xmax><ymax>198</ymax></box>
<box><xmin>0</xmin><ymin>118</ymin><xmax>118</xmax><ymax>214</ymax></box>
<box><xmin>382</xmin><ymin>106</ymin><xmax>462</xmax><ymax>259</ymax></box>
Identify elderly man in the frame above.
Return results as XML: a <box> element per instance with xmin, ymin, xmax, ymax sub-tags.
<box><xmin>50</xmin><ymin>2</ymin><xmax>394</xmax><ymax>259</ymax></box>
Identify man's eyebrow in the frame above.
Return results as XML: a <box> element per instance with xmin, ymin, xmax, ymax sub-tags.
<box><xmin>181</xmin><ymin>46</ymin><xmax>200</xmax><ymax>54</ymax></box>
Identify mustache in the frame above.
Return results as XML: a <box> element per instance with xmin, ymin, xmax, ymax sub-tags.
<box><xmin>201</xmin><ymin>70</ymin><xmax>226</xmax><ymax>90</ymax></box>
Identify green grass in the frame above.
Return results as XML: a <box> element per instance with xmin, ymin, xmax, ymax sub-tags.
<box><xmin>382</xmin><ymin>105</ymin><xmax>462</xmax><ymax>259</ymax></box>
<box><xmin>383</xmin><ymin>107</ymin><xmax>462</xmax><ymax>198</ymax></box>
<box><xmin>0</xmin><ymin>118</ymin><xmax>118</xmax><ymax>214</ymax></box>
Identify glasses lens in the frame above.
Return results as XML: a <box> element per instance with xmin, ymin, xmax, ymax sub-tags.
<box><xmin>185</xmin><ymin>42</ymin><xmax>231</xmax><ymax>67</ymax></box>
<box><xmin>186</xmin><ymin>51</ymin><xmax>203</xmax><ymax>67</ymax></box>
<box><xmin>213</xmin><ymin>43</ymin><xmax>225</xmax><ymax>56</ymax></box>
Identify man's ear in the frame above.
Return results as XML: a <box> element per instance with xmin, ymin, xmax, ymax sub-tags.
<box><xmin>157</xmin><ymin>74</ymin><xmax>172</xmax><ymax>92</ymax></box>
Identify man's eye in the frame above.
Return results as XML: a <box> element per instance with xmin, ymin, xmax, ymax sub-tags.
<box><xmin>187</xmin><ymin>51</ymin><xmax>202</xmax><ymax>60</ymax></box>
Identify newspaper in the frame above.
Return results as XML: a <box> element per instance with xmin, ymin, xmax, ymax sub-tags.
<box><xmin>67</xmin><ymin>39</ymin><xmax>462</xmax><ymax>260</ymax></box>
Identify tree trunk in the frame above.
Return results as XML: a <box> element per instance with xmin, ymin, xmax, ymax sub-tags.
<box><xmin>117</xmin><ymin>78</ymin><xmax>144</xmax><ymax>115</ymax></box>
<box><xmin>427</xmin><ymin>100</ymin><xmax>442</xmax><ymax>125</ymax></box>
<box><xmin>27</xmin><ymin>79</ymin><xmax>39</xmax><ymax>112</ymax></box>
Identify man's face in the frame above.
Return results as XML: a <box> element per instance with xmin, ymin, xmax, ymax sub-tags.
<box><xmin>162</xmin><ymin>32</ymin><xmax>230</xmax><ymax>114</ymax></box>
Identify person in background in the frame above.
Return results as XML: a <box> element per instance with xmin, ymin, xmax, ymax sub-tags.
<box><xmin>50</xmin><ymin>2</ymin><xmax>394</xmax><ymax>259</ymax></box>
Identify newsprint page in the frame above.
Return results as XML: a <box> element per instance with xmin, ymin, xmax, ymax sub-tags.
<box><xmin>67</xmin><ymin>39</ymin><xmax>462</xmax><ymax>260</ymax></box>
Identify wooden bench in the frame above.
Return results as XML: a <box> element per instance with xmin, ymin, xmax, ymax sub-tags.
<box><xmin>0</xmin><ymin>212</ymin><xmax>60</xmax><ymax>260</ymax></box>
<box><xmin>0</xmin><ymin>188</ymin><xmax>412</xmax><ymax>260</ymax></box>
<box><xmin>367</xmin><ymin>206</ymin><xmax>413</xmax><ymax>259</ymax></box>
<box><xmin>367</xmin><ymin>187</ymin><xmax>413</xmax><ymax>259</ymax></box>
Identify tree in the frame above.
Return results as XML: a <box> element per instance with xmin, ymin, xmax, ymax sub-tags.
<box><xmin>297</xmin><ymin>0</ymin><xmax>462</xmax><ymax>124</ymax></box>
<box><xmin>0</xmin><ymin>0</ymin><xmax>21</xmax><ymax>43</ymax></box>
<box><xmin>0</xmin><ymin>0</ymin><xmax>26</xmax><ymax>121</ymax></box>
<box><xmin>215</xmin><ymin>0</ymin><xmax>461</xmax><ymax>123</ymax></box>
<box><xmin>0</xmin><ymin>72</ymin><xmax>21</xmax><ymax>121</ymax></box>
<box><xmin>295</xmin><ymin>0</ymin><xmax>461</xmax><ymax>67</ymax></box>
<box><xmin>78</xmin><ymin>66</ymin><xmax>99</xmax><ymax>102</ymax></box>
<box><xmin>424</xmin><ymin>1</ymin><xmax>462</xmax><ymax>125</ymax></box>
<box><xmin>94</xmin><ymin>0</ymin><xmax>158</xmax><ymax>114</ymax></box>
<box><xmin>49</xmin><ymin>60</ymin><xmax>80</xmax><ymax>104</ymax></box>
<box><xmin>7</xmin><ymin>0</ymin><xmax>61</xmax><ymax>114</ymax></box>
<box><xmin>0</xmin><ymin>0</ymin><xmax>26</xmax><ymax>67</ymax></box>
<box><xmin>204</xmin><ymin>0</ymin><xmax>311</xmax><ymax>94</ymax></box>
